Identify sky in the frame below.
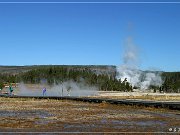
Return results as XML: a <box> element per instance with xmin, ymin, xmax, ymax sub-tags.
<box><xmin>0</xmin><ymin>0</ymin><xmax>180</xmax><ymax>71</ymax></box>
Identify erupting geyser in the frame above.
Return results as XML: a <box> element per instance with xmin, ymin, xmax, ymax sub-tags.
<box><xmin>116</xmin><ymin>36</ymin><xmax>162</xmax><ymax>90</ymax></box>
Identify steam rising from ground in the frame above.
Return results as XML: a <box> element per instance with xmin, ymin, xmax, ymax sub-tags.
<box><xmin>117</xmin><ymin>37</ymin><xmax>162</xmax><ymax>90</ymax></box>
<box><xmin>123</xmin><ymin>37</ymin><xmax>139</xmax><ymax>66</ymax></box>
<box><xmin>18</xmin><ymin>81</ymin><xmax>98</xmax><ymax>97</ymax></box>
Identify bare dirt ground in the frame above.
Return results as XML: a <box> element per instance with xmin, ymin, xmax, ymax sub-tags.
<box><xmin>0</xmin><ymin>97</ymin><xmax>179</xmax><ymax>134</ymax></box>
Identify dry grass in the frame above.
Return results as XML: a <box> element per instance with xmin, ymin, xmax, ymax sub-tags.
<box><xmin>95</xmin><ymin>95</ymin><xmax>180</xmax><ymax>101</ymax></box>
<box><xmin>0</xmin><ymin>97</ymin><xmax>179</xmax><ymax>133</ymax></box>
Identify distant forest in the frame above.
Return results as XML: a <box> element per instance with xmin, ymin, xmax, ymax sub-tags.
<box><xmin>0</xmin><ymin>65</ymin><xmax>179</xmax><ymax>93</ymax></box>
<box><xmin>161</xmin><ymin>72</ymin><xmax>180</xmax><ymax>93</ymax></box>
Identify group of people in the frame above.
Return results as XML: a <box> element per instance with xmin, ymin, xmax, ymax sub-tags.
<box><xmin>8</xmin><ymin>85</ymin><xmax>46</xmax><ymax>96</ymax></box>
<box><xmin>42</xmin><ymin>86</ymin><xmax>71</xmax><ymax>96</ymax></box>
<box><xmin>8</xmin><ymin>84</ymin><xmax>46</xmax><ymax>96</ymax></box>
<box><xmin>6</xmin><ymin>85</ymin><xmax>70</xmax><ymax>97</ymax></box>
<box><xmin>9</xmin><ymin>85</ymin><xmax>46</xmax><ymax>96</ymax></box>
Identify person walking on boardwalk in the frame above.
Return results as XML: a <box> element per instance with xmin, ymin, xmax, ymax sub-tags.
<box><xmin>67</xmin><ymin>86</ymin><xmax>71</xmax><ymax>96</ymax></box>
<box><xmin>9</xmin><ymin>84</ymin><xmax>13</xmax><ymax>96</ymax></box>
<box><xmin>42</xmin><ymin>87</ymin><xmax>46</xmax><ymax>96</ymax></box>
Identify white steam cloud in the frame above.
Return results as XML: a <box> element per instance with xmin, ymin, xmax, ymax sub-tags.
<box><xmin>123</xmin><ymin>37</ymin><xmax>139</xmax><ymax>65</ymax></box>
<box><xmin>17</xmin><ymin>81</ymin><xmax>98</xmax><ymax>97</ymax></box>
<box><xmin>117</xmin><ymin>36</ymin><xmax>162</xmax><ymax>90</ymax></box>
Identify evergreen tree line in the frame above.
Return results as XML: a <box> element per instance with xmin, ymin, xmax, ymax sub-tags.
<box><xmin>160</xmin><ymin>72</ymin><xmax>180</xmax><ymax>93</ymax></box>
<box><xmin>0</xmin><ymin>66</ymin><xmax>133</xmax><ymax>92</ymax></box>
<box><xmin>0</xmin><ymin>66</ymin><xmax>180</xmax><ymax>93</ymax></box>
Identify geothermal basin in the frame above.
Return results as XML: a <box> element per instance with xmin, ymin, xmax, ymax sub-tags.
<box><xmin>0</xmin><ymin>84</ymin><xmax>180</xmax><ymax>133</ymax></box>
<box><xmin>0</xmin><ymin>96</ymin><xmax>179</xmax><ymax>133</ymax></box>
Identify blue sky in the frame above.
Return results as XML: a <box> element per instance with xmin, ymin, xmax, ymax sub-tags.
<box><xmin>0</xmin><ymin>1</ymin><xmax>180</xmax><ymax>71</ymax></box>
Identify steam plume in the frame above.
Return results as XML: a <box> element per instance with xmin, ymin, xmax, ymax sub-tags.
<box><xmin>117</xmin><ymin>36</ymin><xmax>162</xmax><ymax>90</ymax></box>
<box><xmin>17</xmin><ymin>81</ymin><xmax>98</xmax><ymax>97</ymax></box>
<box><xmin>123</xmin><ymin>37</ymin><xmax>139</xmax><ymax>66</ymax></box>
